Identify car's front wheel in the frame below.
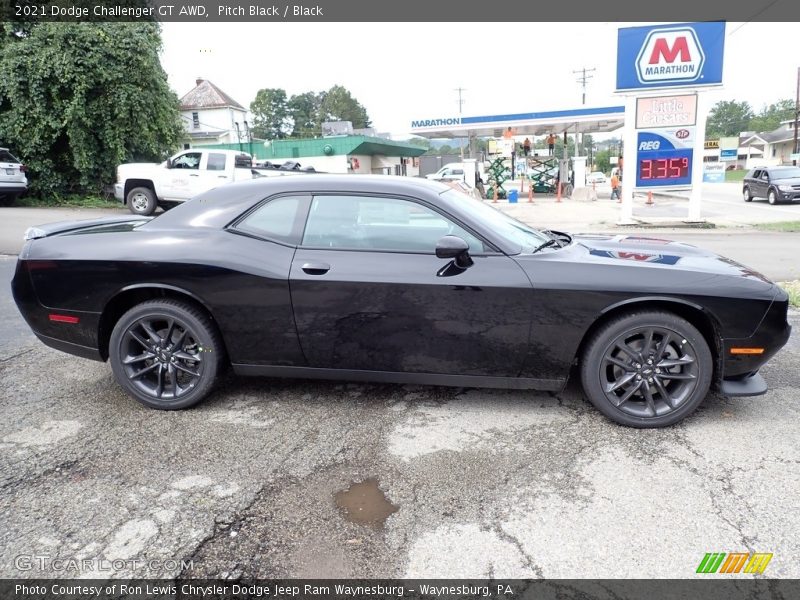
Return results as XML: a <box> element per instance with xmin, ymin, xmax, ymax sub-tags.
<box><xmin>742</xmin><ymin>186</ymin><xmax>752</xmax><ymax>202</ymax></box>
<box><xmin>580</xmin><ymin>311</ymin><xmax>712</xmax><ymax>428</ymax></box>
<box><xmin>768</xmin><ymin>188</ymin><xmax>779</xmax><ymax>205</ymax></box>
<box><xmin>109</xmin><ymin>299</ymin><xmax>223</xmax><ymax>410</ymax></box>
<box><xmin>127</xmin><ymin>186</ymin><xmax>157</xmax><ymax>216</ymax></box>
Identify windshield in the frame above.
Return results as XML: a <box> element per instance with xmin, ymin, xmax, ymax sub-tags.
<box><xmin>440</xmin><ymin>189</ymin><xmax>551</xmax><ymax>252</ymax></box>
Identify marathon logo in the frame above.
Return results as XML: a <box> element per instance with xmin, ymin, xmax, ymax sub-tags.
<box><xmin>411</xmin><ymin>118</ymin><xmax>461</xmax><ymax>128</ymax></box>
<box><xmin>636</xmin><ymin>27</ymin><xmax>705</xmax><ymax>84</ymax></box>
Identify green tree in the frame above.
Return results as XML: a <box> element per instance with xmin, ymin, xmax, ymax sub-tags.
<box><xmin>288</xmin><ymin>91</ymin><xmax>323</xmax><ymax>137</ymax></box>
<box><xmin>250</xmin><ymin>88</ymin><xmax>291</xmax><ymax>140</ymax></box>
<box><xmin>318</xmin><ymin>85</ymin><xmax>371</xmax><ymax>128</ymax></box>
<box><xmin>0</xmin><ymin>22</ymin><xmax>182</xmax><ymax>197</ymax></box>
<box><xmin>706</xmin><ymin>100</ymin><xmax>754</xmax><ymax>138</ymax></box>
<box><xmin>750</xmin><ymin>99</ymin><xmax>796</xmax><ymax>133</ymax></box>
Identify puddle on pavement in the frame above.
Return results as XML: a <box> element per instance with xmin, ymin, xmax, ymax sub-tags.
<box><xmin>334</xmin><ymin>478</ymin><xmax>398</xmax><ymax>528</ymax></box>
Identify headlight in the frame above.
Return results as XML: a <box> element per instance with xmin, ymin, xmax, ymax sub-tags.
<box><xmin>778</xmin><ymin>184</ymin><xmax>793</xmax><ymax>191</ymax></box>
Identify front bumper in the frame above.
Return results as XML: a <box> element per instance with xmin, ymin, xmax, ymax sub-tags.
<box><xmin>114</xmin><ymin>183</ymin><xmax>124</xmax><ymax>202</ymax></box>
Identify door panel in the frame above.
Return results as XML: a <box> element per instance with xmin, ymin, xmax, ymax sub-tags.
<box><xmin>289</xmin><ymin>250</ymin><xmax>533</xmax><ymax>377</ymax></box>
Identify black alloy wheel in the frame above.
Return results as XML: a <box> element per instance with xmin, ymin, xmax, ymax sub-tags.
<box><xmin>109</xmin><ymin>300</ymin><xmax>222</xmax><ymax>409</ymax></box>
<box><xmin>581</xmin><ymin>311</ymin><xmax>712</xmax><ymax>427</ymax></box>
<box><xmin>742</xmin><ymin>186</ymin><xmax>752</xmax><ymax>202</ymax></box>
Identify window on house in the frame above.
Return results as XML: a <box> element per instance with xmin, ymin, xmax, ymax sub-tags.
<box><xmin>192</xmin><ymin>112</ymin><xmax>199</xmax><ymax>129</ymax></box>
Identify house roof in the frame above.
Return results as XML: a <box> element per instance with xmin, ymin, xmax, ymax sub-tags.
<box><xmin>180</xmin><ymin>79</ymin><xmax>245</xmax><ymax>111</ymax></box>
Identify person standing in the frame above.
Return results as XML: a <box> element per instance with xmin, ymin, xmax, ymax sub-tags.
<box><xmin>610</xmin><ymin>173</ymin><xmax>621</xmax><ymax>200</ymax></box>
<box><xmin>523</xmin><ymin>137</ymin><xmax>531</xmax><ymax>156</ymax></box>
<box><xmin>547</xmin><ymin>133</ymin><xmax>556</xmax><ymax>156</ymax></box>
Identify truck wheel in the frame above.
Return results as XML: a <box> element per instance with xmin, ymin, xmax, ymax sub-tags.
<box><xmin>127</xmin><ymin>187</ymin><xmax>157</xmax><ymax>216</ymax></box>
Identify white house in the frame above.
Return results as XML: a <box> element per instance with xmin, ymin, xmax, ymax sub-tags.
<box><xmin>179</xmin><ymin>78</ymin><xmax>249</xmax><ymax>148</ymax></box>
<box><xmin>740</xmin><ymin>120</ymin><xmax>799</xmax><ymax>168</ymax></box>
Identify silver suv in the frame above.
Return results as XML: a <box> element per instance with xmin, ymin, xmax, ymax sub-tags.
<box><xmin>0</xmin><ymin>148</ymin><xmax>28</xmax><ymax>205</ymax></box>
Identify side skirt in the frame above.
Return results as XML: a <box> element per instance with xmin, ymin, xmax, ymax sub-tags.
<box><xmin>231</xmin><ymin>364</ymin><xmax>565</xmax><ymax>391</ymax></box>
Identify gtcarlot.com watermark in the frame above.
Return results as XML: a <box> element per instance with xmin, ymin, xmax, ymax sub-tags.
<box><xmin>15</xmin><ymin>554</ymin><xmax>193</xmax><ymax>573</ymax></box>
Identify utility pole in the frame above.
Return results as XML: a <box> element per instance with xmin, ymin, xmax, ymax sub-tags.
<box><xmin>794</xmin><ymin>66</ymin><xmax>799</xmax><ymax>166</ymax></box>
<box><xmin>573</xmin><ymin>67</ymin><xmax>596</xmax><ymax>106</ymax></box>
<box><xmin>573</xmin><ymin>67</ymin><xmax>596</xmax><ymax>159</ymax></box>
<box><xmin>455</xmin><ymin>87</ymin><xmax>466</xmax><ymax>159</ymax></box>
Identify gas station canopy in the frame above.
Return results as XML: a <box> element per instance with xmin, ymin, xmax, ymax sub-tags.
<box><xmin>409</xmin><ymin>105</ymin><xmax>625</xmax><ymax>138</ymax></box>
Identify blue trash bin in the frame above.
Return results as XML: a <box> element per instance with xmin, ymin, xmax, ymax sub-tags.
<box><xmin>508</xmin><ymin>189</ymin><xmax>518</xmax><ymax>203</ymax></box>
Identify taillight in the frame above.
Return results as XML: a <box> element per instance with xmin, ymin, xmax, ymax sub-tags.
<box><xmin>19</xmin><ymin>164</ymin><xmax>27</xmax><ymax>173</ymax></box>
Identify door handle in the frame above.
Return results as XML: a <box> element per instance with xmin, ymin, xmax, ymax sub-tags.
<box><xmin>301</xmin><ymin>262</ymin><xmax>331</xmax><ymax>275</ymax></box>
<box><xmin>189</xmin><ymin>173</ymin><xmax>199</xmax><ymax>177</ymax></box>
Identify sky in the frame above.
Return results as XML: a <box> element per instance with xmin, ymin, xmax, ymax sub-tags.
<box><xmin>159</xmin><ymin>22</ymin><xmax>799</xmax><ymax>140</ymax></box>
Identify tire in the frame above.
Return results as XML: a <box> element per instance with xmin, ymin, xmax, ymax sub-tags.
<box><xmin>127</xmin><ymin>186</ymin><xmax>157</xmax><ymax>216</ymax></box>
<box><xmin>742</xmin><ymin>186</ymin><xmax>752</xmax><ymax>202</ymax></box>
<box><xmin>580</xmin><ymin>311</ymin><xmax>712</xmax><ymax>428</ymax></box>
<box><xmin>109</xmin><ymin>299</ymin><xmax>223</xmax><ymax>410</ymax></box>
<box><xmin>768</xmin><ymin>188</ymin><xmax>778</xmax><ymax>205</ymax></box>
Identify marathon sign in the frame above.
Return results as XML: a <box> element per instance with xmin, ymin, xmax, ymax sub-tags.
<box><xmin>411</xmin><ymin>117</ymin><xmax>461</xmax><ymax>128</ymax></box>
<box><xmin>616</xmin><ymin>22</ymin><xmax>725</xmax><ymax>91</ymax></box>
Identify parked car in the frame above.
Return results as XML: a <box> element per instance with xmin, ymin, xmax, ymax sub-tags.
<box><xmin>0</xmin><ymin>147</ymin><xmax>28</xmax><ymax>205</ymax></box>
<box><xmin>115</xmin><ymin>149</ymin><xmax>314</xmax><ymax>216</ymax></box>
<box><xmin>586</xmin><ymin>171</ymin><xmax>607</xmax><ymax>184</ymax></box>
<box><xmin>12</xmin><ymin>176</ymin><xmax>791</xmax><ymax>428</ymax></box>
<box><xmin>742</xmin><ymin>166</ymin><xmax>800</xmax><ymax>205</ymax></box>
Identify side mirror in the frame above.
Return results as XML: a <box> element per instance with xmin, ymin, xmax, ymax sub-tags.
<box><xmin>436</xmin><ymin>235</ymin><xmax>469</xmax><ymax>259</ymax></box>
<box><xmin>435</xmin><ymin>235</ymin><xmax>473</xmax><ymax>272</ymax></box>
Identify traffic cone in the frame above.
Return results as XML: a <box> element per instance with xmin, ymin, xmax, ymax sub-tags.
<box><xmin>646</xmin><ymin>190</ymin><xmax>654</xmax><ymax>205</ymax></box>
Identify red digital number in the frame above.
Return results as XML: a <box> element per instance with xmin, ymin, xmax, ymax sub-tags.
<box><xmin>668</xmin><ymin>158</ymin><xmax>681</xmax><ymax>178</ymax></box>
<box><xmin>655</xmin><ymin>159</ymin><xmax>668</xmax><ymax>179</ymax></box>
<box><xmin>640</xmin><ymin>159</ymin><xmax>652</xmax><ymax>179</ymax></box>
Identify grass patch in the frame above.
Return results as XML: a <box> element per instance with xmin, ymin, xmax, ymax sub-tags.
<box><xmin>754</xmin><ymin>221</ymin><xmax>800</xmax><ymax>233</ymax></box>
<box><xmin>779</xmin><ymin>281</ymin><xmax>800</xmax><ymax>308</ymax></box>
<box><xmin>14</xmin><ymin>194</ymin><xmax>120</xmax><ymax>209</ymax></box>
<box><xmin>725</xmin><ymin>169</ymin><xmax>747</xmax><ymax>182</ymax></box>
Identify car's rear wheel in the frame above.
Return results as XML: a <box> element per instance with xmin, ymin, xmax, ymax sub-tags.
<box><xmin>109</xmin><ymin>300</ymin><xmax>222</xmax><ymax>410</ymax></box>
<box><xmin>580</xmin><ymin>311</ymin><xmax>712</xmax><ymax>428</ymax></box>
<box><xmin>127</xmin><ymin>186</ymin><xmax>157</xmax><ymax>216</ymax></box>
<box><xmin>768</xmin><ymin>188</ymin><xmax>779</xmax><ymax>205</ymax></box>
<box><xmin>742</xmin><ymin>186</ymin><xmax>752</xmax><ymax>202</ymax></box>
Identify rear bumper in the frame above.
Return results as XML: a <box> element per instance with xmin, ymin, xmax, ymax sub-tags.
<box><xmin>0</xmin><ymin>184</ymin><xmax>27</xmax><ymax>195</ymax></box>
<box><xmin>35</xmin><ymin>333</ymin><xmax>104</xmax><ymax>362</ymax></box>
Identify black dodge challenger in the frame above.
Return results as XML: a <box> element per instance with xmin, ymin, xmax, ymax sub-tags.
<box><xmin>11</xmin><ymin>175</ymin><xmax>791</xmax><ymax>427</ymax></box>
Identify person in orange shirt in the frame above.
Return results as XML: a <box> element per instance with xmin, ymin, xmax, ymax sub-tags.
<box><xmin>610</xmin><ymin>174</ymin><xmax>621</xmax><ymax>200</ymax></box>
<box><xmin>547</xmin><ymin>133</ymin><xmax>556</xmax><ymax>155</ymax></box>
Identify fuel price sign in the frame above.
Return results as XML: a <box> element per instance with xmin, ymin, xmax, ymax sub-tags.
<box><xmin>635</xmin><ymin>128</ymin><xmax>695</xmax><ymax>188</ymax></box>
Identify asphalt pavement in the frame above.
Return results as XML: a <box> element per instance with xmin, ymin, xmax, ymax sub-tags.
<box><xmin>1</xmin><ymin>193</ymin><xmax>799</xmax><ymax>580</ymax></box>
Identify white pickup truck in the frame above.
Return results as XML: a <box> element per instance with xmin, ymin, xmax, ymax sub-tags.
<box><xmin>115</xmin><ymin>149</ymin><xmax>314</xmax><ymax>215</ymax></box>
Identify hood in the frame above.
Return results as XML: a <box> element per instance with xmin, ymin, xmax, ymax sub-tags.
<box><xmin>572</xmin><ymin>234</ymin><xmax>773</xmax><ymax>283</ymax></box>
<box><xmin>772</xmin><ymin>176</ymin><xmax>800</xmax><ymax>186</ymax></box>
<box><xmin>117</xmin><ymin>162</ymin><xmax>162</xmax><ymax>175</ymax></box>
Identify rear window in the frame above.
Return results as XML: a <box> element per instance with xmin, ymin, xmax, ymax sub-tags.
<box><xmin>0</xmin><ymin>150</ymin><xmax>19</xmax><ymax>163</ymax></box>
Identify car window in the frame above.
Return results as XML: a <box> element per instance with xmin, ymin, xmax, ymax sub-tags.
<box><xmin>0</xmin><ymin>150</ymin><xmax>19</xmax><ymax>163</ymax></box>
<box><xmin>234</xmin><ymin>195</ymin><xmax>305</xmax><ymax>244</ymax></box>
<box><xmin>302</xmin><ymin>195</ymin><xmax>487</xmax><ymax>253</ymax></box>
<box><xmin>760</xmin><ymin>171</ymin><xmax>769</xmax><ymax>181</ymax></box>
<box><xmin>172</xmin><ymin>152</ymin><xmax>201</xmax><ymax>169</ymax></box>
<box><xmin>749</xmin><ymin>170</ymin><xmax>759</xmax><ymax>179</ymax></box>
<box><xmin>207</xmin><ymin>153</ymin><xmax>227</xmax><ymax>171</ymax></box>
